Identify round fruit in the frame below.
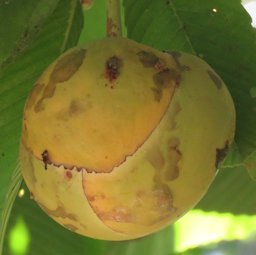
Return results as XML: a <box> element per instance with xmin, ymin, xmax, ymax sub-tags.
<box><xmin>20</xmin><ymin>37</ymin><xmax>235</xmax><ymax>240</ymax></box>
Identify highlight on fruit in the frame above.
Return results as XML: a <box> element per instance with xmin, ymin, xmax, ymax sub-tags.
<box><xmin>19</xmin><ymin>35</ymin><xmax>235</xmax><ymax>240</ymax></box>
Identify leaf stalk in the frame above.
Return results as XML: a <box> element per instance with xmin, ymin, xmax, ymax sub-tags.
<box><xmin>106</xmin><ymin>0</ymin><xmax>122</xmax><ymax>37</ymax></box>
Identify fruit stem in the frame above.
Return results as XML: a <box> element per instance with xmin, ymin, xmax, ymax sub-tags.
<box><xmin>106</xmin><ymin>0</ymin><xmax>122</xmax><ymax>37</ymax></box>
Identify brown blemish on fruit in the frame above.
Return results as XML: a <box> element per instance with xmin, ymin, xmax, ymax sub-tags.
<box><xmin>167</xmin><ymin>51</ymin><xmax>190</xmax><ymax>72</ymax></box>
<box><xmin>56</xmin><ymin>99</ymin><xmax>87</xmax><ymax>121</ymax></box>
<box><xmin>39</xmin><ymin>203</ymin><xmax>77</xmax><ymax>221</ymax></box>
<box><xmin>137</xmin><ymin>51</ymin><xmax>162</xmax><ymax>68</ymax></box>
<box><xmin>50</xmin><ymin>48</ymin><xmax>86</xmax><ymax>84</ymax></box>
<box><xmin>34</xmin><ymin>48</ymin><xmax>86</xmax><ymax>112</ymax></box>
<box><xmin>105</xmin><ymin>56</ymin><xmax>122</xmax><ymax>83</ymax></box>
<box><xmin>66</xmin><ymin>170</ymin><xmax>72</xmax><ymax>179</ymax></box>
<box><xmin>26</xmin><ymin>83</ymin><xmax>45</xmax><ymax>110</ymax></box>
<box><xmin>207</xmin><ymin>70</ymin><xmax>222</xmax><ymax>89</ymax></box>
<box><xmin>152</xmin><ymin>184</ymin><xmax>177</xmax><ymax>221</ymax></box>
<box><xmin>165</xmin><ymin>137</ymin><xmax>181</xmax><ymax>181</ymax></box>
<box><xmin>98</xmin><ymin>206</ymin><xmax>133</xmax><ymax>223</ymax></box>
<box><xmin>215</xmin><ymin>142</ymin><xmax>229</xmax><ymax>168</ymax></box>
<box><xmin>135</xmin><ymin>186</ymin><xmax>177</xmax><ymax>224</ymax></box>
<box><xmin>150</xmin><ymin>147</ymin><xmax>178</xmax><ymax>221</ymax></box>
<box><xmin>152</xmin><ymin>68</ymin><xmax>180</xmax><ymax>101</ymax></box>
<box><xmin>87</xmin><ymin>193</ymin><xmax>106</xmax><ymax>202</ymax></box>
<box><xmin>69</xmin><ymin>100</ymin><xmax>82</xmax><ymax>115</ymax></box>
<box><xmin>41</xmin><ymin>150</ymin><xmax>51</xmax><ymax>170</ymax></box>
<box><xmin>170</xmin><ymin>103</ymin><xmax>182</xmax><ymax>129</ymax></box>
<box><xmin>147</xmin><ymin>146</ymin><xmax>165</xmax><ymax>170</ymax></box>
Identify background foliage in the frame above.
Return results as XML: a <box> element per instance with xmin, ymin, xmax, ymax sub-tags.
<box><xmin>0</xmin><ymin>0</ymin><xmax>256</xmax><ymax>254</ymax></box>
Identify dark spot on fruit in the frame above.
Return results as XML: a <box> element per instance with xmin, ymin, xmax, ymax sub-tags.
<box><xmin>41</xmin><ymin>150</ymin><xmax>51</xmax><ymax>170</ymax></box>
<box><xmin>137</xmin><ymin>50</ymin><xmax>161</xmax><ymax>68</ymax></box>
<box><xmin>165</xmin><ymin>165</ymin><xmax>179</xmax><ymax>181</ymax></box>
<box><xmin>215</xmin><ymin>142</ymin><xmax>229</xmax><ymax>168</ymax></box>
<box><xmin>66</xmin><ymin>170</ymin><xmax>73</xmax><ymax>179</ymax></box>
<box><xmin>34</xmin><ymin>48</ymin><xmax>86</xmax><ymax>112</ymax></box>
<box><xmin>1</xmin><ymin>152</ymin><xmax>5</xmax><ymax>157</ymax></box>
<box><xmin>105</xmin><ymin>56</ymin><xmax>122</xmax><ymax>82</ymax></box>
<box><xmin>167</xmin><ymin>51</ymin><xmax>190</xmax><ymax>72</ymax></box>
<box><xmin>151</xmin><ymin>88</ymin><xmax>162</xmax><ymax>102</ymax></box>
<box><xmin>69</xmin><ymin>100</ymin><xmax>84</xmax><ymax>115</ymax></box>
<box><xmin>165</xmin><ymin>137</ymin><xmax>181</xmax><ymax>181</ymax></box>
<box><xmin>207</xmin><ymin>70</ymin><xmax>222</xmax><ymax>89</ymax></box>
<box><xmin>154</xmin><ymin>69</ymin><xmax>180</xmax><ymax>87</ymax></box>
<box><xmin>152</xmin><ymin>68</ymin><xmax>180</xmax><ymax>101</ymax></box>
<box><xmin>51</xmin><ymin>48</ymin><xmax>86</xmax><ymax>84</ymax></box>
<box><xmin>147</xmin><ymin>146</ymin><xmax>165</xmax><ymax>170</ymax></box>
<box><xmin>69</xmin><ymin>100</ymin><xmax>79</xmax><ymax>115</ymax></box>
<box><xmin>56</xmin><ymin>99</ymin><xmax>87</xmax><ymax>121</ymax></box>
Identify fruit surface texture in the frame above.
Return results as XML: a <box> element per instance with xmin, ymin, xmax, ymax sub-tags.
<box><xmin>20</xmin><ymin>37</ymin><xmax>236</xmax><ymax>240</ymax></box>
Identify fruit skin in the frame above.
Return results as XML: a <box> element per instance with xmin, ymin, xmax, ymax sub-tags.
<box><xmin>20</xmin><ymin>37</ymin><xmax>235</xmax><ymax>240</ymax></box>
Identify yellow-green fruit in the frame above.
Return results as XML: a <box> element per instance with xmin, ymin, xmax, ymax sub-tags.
<box><xmin>20</xmin><ymin>37</ymin><xmax>235</xmax><ymax>240</ymax></box>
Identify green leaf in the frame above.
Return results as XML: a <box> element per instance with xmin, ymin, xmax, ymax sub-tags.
<box><xmin>0</xmin><ymin>0</ymin><xmax>60</xmax><ymax>67</ymax></box>
<box><xmin>197</xmin><ymin>166</ymin><xmax>256</xmax><ymax>214</ymax></box>
<box><xmin>0</xmin><ymin>0</ymin><xmax>83</xmax><ymax>253</ymax></box>
<box><xmin>123</xmin><ymin>0</ymin><xmax>256</xmax><ymax>175</ymax></box>
<box><xmin>104</xmin><ymin>227</ymin><xmax>174</xmax><ymax>255</ymax></box>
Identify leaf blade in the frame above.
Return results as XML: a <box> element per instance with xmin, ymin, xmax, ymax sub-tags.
<box><xmin>0</xmin><ymin>0</ymin><xmax>83</xmax><ymax>253</ymax></box>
